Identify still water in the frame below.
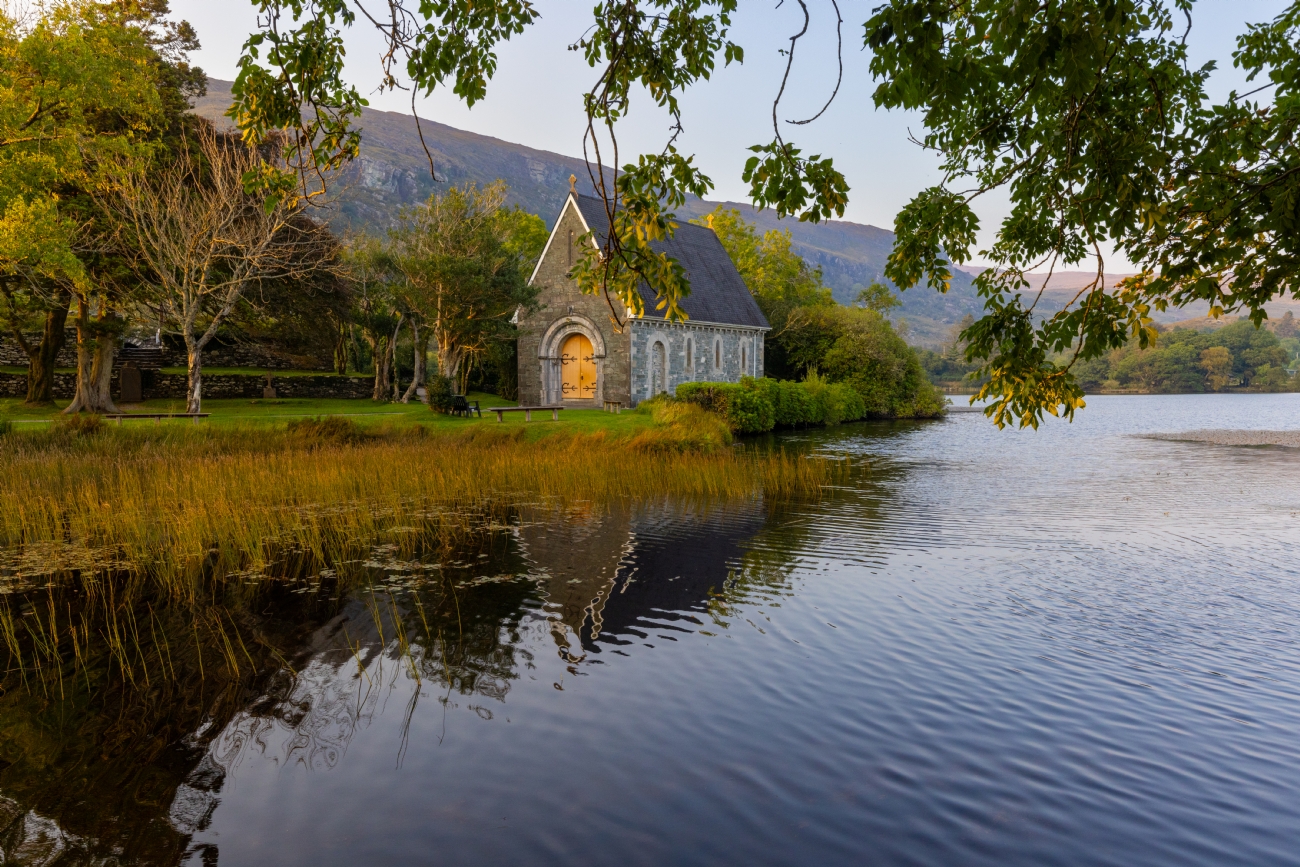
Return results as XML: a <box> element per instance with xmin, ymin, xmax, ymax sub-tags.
<box><xmin>6</xmin><ymin>394</ymin><xmax>1300</xmax><ymax>865</ymax></box>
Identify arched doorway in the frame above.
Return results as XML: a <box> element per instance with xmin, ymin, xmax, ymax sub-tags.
<box><xmin>651</xmin><ymin>341</ymin><xmax>667</xmax><ymax>396</ymax></box>
<box><xmin>561</xmin><ymin>333</ymin><xmax>597</xmax><ymax>401</ymax></box>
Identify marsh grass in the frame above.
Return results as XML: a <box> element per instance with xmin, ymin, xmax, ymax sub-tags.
<box><xmin>0</xmin><ymin>414</ymin><xmax>839</xmax><ymax>694</ymax></box>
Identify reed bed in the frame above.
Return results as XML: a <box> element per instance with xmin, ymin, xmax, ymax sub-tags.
<box><xmin>0</xmin><ymin>413</ymin><xmax>839</xmax><ymax>697</ymax></box>
<box><xmin>0</xmin><ymin>417</ymin><xmax>833</xmax><ymax>592</ymax></box>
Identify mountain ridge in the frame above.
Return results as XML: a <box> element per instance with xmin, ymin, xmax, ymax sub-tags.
<box><xmin>191</xmin><ymin>79</ymin><xmax>988</xmax><ymax>346</ymax></box>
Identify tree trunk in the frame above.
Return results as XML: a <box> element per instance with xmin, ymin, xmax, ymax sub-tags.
<box><xmin>186</xmin><ymin>342</ymin><xmax>203</xmax><ymax>414</ymax></box>
<box><xmin>438</xmin><ymin>345</ymin><xmax>462</xmax><ymax>391</ymax></box>
<box><xmin>349</xmin><ymin>325</ymin><xmax>363</xmax><ymax>374</ymax></box>
<box><xmin>333</xmin><ymin>316</ymin><xmax>348</xmax><ymax>375</ymax></box>
<box><xmin>63</xmin><ymin>297</ymin><xmax>119</xmax><ymax>415</ymax></box>
<box><xmin>401</xmin><ymin>321</ymin><xmax>427</xmax><ymax>403</ymax></box>
<box><xmin>24</xmin><ymin>303</ymin><xmax>69</xmax><ymax>405</ymax></box>
<box><xmin>369</xmin><ymin>333</ymin><xmax>390</xmax><ymax>401</ymax></box>
<box><xmin>90</xmin><ymin>331</ymin><xmax>117</xmax><ymax>413</ymax></box>
<box><xmin>389</xmin><ymin>316</ymin><xmax>404</xmax><ymax>401</ymax></box>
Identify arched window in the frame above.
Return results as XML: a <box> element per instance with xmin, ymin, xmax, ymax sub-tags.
<box><xmin>685</xmin><ymin>337</ymin><xmax>693</xmax><ymax>372</ymax></box>
<box><xmin>741</xmin><ymin>343</ymin><xmax>747</xmax><ymax>373</ymax></box>
<box><xmin>714</xmin><ymin>338</ymin><xmax>722</xmax><ymax>372</ymax></box>
<box><xmin>651</xmin><ymin>341</ymin><xmax>667</xmax><ymax>395</ymax></box>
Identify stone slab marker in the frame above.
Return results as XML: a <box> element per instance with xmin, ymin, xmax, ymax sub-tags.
<box><xmin>119</xmin><ymin>362</ymin><xmax>143</xmax><ymax>403</ymax></box>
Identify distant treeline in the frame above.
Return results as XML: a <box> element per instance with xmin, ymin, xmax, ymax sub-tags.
<box><xmin>1075</xmin><ymin>318</ymin><xmax>1298</xmax><ymax>394</ymax></box>
<box><xmin>915</xmin><ymin>314</ymin><xmax>1300</xmax><ymax>394</ymax></box>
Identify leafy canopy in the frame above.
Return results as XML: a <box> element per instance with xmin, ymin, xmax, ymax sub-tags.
<box><xmin>227</xmin><ymin>0</ymin><xmax>848</xmax><ymax>328</ymax></box>
<box><xmin>227</xmin><ymin>0</ymin><xmax>1300</xmax><ymax>426</ymax></box>
<box><xmin>866</xmin><ymin>0</ymin><xmax>1300</xmax><ymax>426</ymax></box>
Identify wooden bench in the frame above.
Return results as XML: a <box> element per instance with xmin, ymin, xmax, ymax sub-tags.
<box><xmin>602</xmin><ymin>399</ymin><xmax>623</xmax><ymax>414</ymax></box>
<box><xmin>103</xmin><ymin>413</ymin><xmax>210</xmax><ymax>426</ymax></box>
<box><xmin>487</xmin><ymin>406</ymin><xmax>563</xmax><ymax>422</ymax></box>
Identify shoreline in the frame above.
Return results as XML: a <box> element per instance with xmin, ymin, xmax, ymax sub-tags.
<box><xmin>1144</xmin><ymin>429</ymin><xmax>1300</xmax><ymax>447</ymax></box>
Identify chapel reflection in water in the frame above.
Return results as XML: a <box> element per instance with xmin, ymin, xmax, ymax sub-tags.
<box><xmin>0</xmin><ymin>489</ymin><xmax>829</xmax><ymax>865</ymax></box>
<box><xmin>517</xmin><ymin>499</ymin><xmax>779</xmax><ymax>660</ymax></box>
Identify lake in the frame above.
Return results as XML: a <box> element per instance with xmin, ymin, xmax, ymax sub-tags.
<box><xmin>4</xmin><ymin>394</ymin><xmax>1300</xmax><ymax>865</ymax></box>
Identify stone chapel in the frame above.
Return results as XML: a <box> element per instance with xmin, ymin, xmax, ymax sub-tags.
<box><xmin>517</xmin><ymin>185</ymin><xmax>769</xmax><ymax>408</ymax></box>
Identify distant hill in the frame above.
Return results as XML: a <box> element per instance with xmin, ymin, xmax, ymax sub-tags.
<box><xmin>193</xmin><ymin>80</ymin><xmax>991</xmax><ymax>346</ymax></box>
<box><xmin>953</xmin><ymin>265</ymin><xmax>1300</xmax><ymax>326</ymax></box>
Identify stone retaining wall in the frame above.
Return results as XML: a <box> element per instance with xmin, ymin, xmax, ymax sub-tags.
<box><xmin>0</xmin><ymin>371</ymin><xmax>374</xmax><ymax>401</ymax></box>
<box><xmin>0</xmin><ymin>331</ymin><xmax>332</xmax><ymax>370</ymax></box>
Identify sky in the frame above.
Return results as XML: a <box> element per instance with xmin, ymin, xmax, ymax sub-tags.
<box><xmin>174</xmin><ymin>0</ymin><xmax>1290</xmax><ymax>271</ymax></box>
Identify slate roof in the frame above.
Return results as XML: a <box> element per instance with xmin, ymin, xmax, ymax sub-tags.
<box><xmin>572</xmin><ymin>193</ymin><xmax>769</xmax><ymax>329</ymax></box>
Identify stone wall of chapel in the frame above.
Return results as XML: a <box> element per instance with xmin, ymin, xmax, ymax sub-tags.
<box><xmin>516</xmin><ymin>202</ymin><xmax>631</xmax><ymax>406</ymax></box>
<box><xmin>629</xmin><ymin>320</ymin><xmax>765</xmax><ymax>406</ymax></box>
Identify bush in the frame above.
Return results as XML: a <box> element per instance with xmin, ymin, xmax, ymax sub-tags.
<box><xmin>829</xmin><ymin>381</ymin><xmax>866</xmax><ymax>423</ymax></box>
<box><xmin>676</xmin><ymin>381</ymin><xmax>774</xmax><ymax>433</ymax></box>
<box><xmin>679</xmin><ymin>375</ymin><xmax>876</xmax><ymax>432</ymax></box>
<box><xmin>427</xmin><ymin>375</ymin><xmax>456</xmax><ymax>414</ymax></box>
<box><xmin>773</xmin><ymin>379</ymin><xmax>817</xmax><ymax>426</ymax></box>
<box><xmin>796</xmin><ymin>306</ymin><xmax>948</xmax><ymax>418</ymax></box>
<box><xmin>801</xmin><ymin>371</ymin><xmax>864</xmax><ymax>426</ymax></box>
<box><xmin>0</xmin><ymin>419</ymin><xmax>11</xmax><ymax>437</ymax></box>
<box><xmin>746</xmin><ymin>376</ymin><xmax>816</xmax><ymax>427</ymax></box>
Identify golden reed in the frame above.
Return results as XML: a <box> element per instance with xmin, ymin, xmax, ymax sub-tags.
<box><xmin>0</xmin><ymin>417</ymin><xmax>835</xmax><ymax>592</ymax></box>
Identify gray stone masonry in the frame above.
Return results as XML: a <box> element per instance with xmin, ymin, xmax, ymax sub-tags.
<box><xmin>518</xmin><ymin>193</ymin><xmax>771</xmax><ymax>408</ymax></box>
<box><xmin>517</xmin><ymin>199</ymin><xmax>631</xmax><ymax>407</ymax></box>
<box><xmin>0</xmin><ymin>331</ymin><xmax>331</xmax><ymax>370</ymax></box>
<box><xmin>629</xmin><ymin>319</ymin><xmax>765</xmax><ymax>406</ymax></box>
<box><xmin>0</xmin><ymin>371</ymin><xmax>373</xmax><ymax>401</ymax></box>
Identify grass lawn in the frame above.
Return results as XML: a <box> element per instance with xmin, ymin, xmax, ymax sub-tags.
<box><xmin>0</xmin><ymin>393</ymin><xmax>672</xmax><ymax>440</ymax></box>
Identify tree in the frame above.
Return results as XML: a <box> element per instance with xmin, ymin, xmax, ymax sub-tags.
<box><xmin>1058</xmin><ymin>319</ymin><xmax>1297</xmax><ymax>393</ymax></box>
<box><xmin>693</xmin><ymin>206</ymin><xmax>833</xmax><ymax>379</ymax></box>
<box><xmin>0</xmin><ymin>200</ymin><xmax>78</xmax><ymax>403</ymax></box>
<box><xmin>865</xmin><ymin>0</ymin><xmax>1300</xmax><ymax>426</ymax></box>
<box><xmin>0</xmin><ymin>0</ymin><xmax>200</xmax><ymax>408</ymax></box>
<box><xmin>855</xmin><ymin>282</ymin><xmax>901</xmax><ymax>314</ymax></box>
<box><xmin>102</xmin><ymin>125</ymin><xmax>335</xmax><ymax>413</ymax></box>
<box><xmin>342</xmin><ymin>237</ymin><xmax>403</xmax><ymax>402</ymax></box>
<box><xmin>387</xmin><ymin>182</ymin><xmax>534</xmax><ymax>393</ymax></box>
<box><xmin>1200</xmin><ymin>346</ymin><xmax>1233</xmax><ymax>392</ymax></box>
<box><xmin>775</xmin><ymin>304</ymin><xmax>945</xmax><ymax>418</ymax></box>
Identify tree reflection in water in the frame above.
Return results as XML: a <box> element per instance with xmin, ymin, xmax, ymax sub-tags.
<box><xmin>0</xmin><ymin>488</ymin><xmax>833</xmax><ymax>865</ymax></box>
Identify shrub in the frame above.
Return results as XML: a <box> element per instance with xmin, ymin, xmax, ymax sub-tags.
<box><xmin>795</xmin><ymin>306</ymin><xmax>947</xmax><ymax>418</ymax></box>
<box><xmin>829</xmin><ymin>382</ymin><xmax>866</xmax><ymax>423</ymax></box>
<box><xmin>801</xmin><ymin>371</ymin><xmax>841</xmax><ymax>425</ymax></box>
<box><xmin>676</xmin><ymin>381</ymin><xmax>774</xmax><ymax>433</ymax></box>
<box><xmin>745</xmin><ymin>376</ymin><xmax>814</xmax><ymax>427</ymax></box>
<box><xmin>0</xmin><ymin>419</ymin><xmax>12</xmax><ymax>437</ymax></box>
<box><xmin>427</xmin><ymin>375</ymin><xmax>456</xmax><ymax>414</ymax></box>
<box><xmin>773</xmin><ymin>379</ymin><xmax>816</xmax><ymax>427</ymax></box>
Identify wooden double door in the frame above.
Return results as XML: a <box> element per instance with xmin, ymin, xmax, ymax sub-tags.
<box><xmin>560</xmin><ymin>333</ymin><xmax>598</xmax><ymax>400</ymax></box>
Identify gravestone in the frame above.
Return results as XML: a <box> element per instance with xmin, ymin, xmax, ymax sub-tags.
<box><xmin>119</xmin><ymin>362</ymin><xmax>142</xmax><ymax>403</ymax></box>
<box><xmin>263</xmin><ymin>371</ymin><xmax>277</xmax><ymax>400</ymax></box>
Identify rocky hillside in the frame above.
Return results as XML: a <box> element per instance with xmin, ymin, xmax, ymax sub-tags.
<box><xmin>194</xmin><ymin>80</ymin><xmax>990</xmax><ymax>346</ymax></box>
